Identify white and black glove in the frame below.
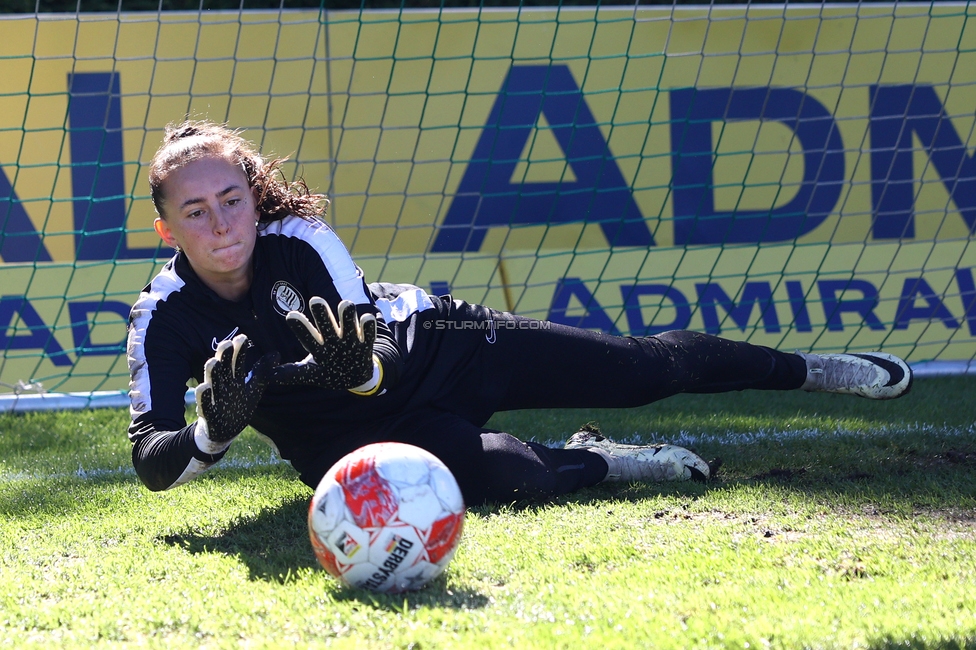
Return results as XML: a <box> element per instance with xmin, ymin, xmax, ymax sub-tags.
<box><xmin>274</xmin><ymin>298</ymin><xmax>380</xmax><ymax>393</ymax></box>
<box><xmin>195</xmin><ymin>334</ymin><xmax>276</xmax><ymax>453</ymax></box>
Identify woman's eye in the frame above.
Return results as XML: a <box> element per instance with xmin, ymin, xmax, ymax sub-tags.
<box><xmin>227</xmin><ymin>198</ymin><xmax>241</xmax><ymax>207</ymax></box>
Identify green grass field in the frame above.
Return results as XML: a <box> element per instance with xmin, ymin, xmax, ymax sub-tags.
<box><xmin>2</xmin><ymin>376</ymin><xmax>975</xmax><ymax>648</ymax></box>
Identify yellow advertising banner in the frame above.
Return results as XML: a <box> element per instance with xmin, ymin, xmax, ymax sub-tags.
<box><xmin>1</xmin><ymin>5</ymin><xmax>975</xmax><ymax>394</ymax></box>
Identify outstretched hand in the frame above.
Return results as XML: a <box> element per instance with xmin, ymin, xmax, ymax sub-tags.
<box><xmin>274</xmin><ymin>298</ymin><xmax>377</xmax><ymax>390</ymax></box>
<box><xmin>196</xmin><ymin>334</ymin><xmax>276</xmax><ymax>444</ymax></box>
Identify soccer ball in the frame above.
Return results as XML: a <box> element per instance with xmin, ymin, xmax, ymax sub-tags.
<box><xmin>307</xmin><ymin>442</ymin><xmax>465</xmax><ymax>593</ymax></box>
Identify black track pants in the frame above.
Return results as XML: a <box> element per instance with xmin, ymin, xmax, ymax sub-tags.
<box><xmin>299</xmin><ymin>306</ymin><xmax>808</xmax><ymax>505</ymax></box>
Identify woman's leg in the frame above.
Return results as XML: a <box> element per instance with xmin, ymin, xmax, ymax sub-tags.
<box><xmin>488</xmin><ymin>319</ymin><xmax>807</xmax><ymax>411</ymax></box>
<box><xmin>389</xmin><ymin>411</ymin><xmax>609</xmax><ymax>504</ymax></box>
<box><xmin>298</xmin><ymin>409</ymin><xmax>608</xmax><ymax>505</ymax></box>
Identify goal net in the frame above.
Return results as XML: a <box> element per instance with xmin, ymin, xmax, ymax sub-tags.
<box><xmin>1</xmin><ymin>3</ymin><xmax>975</xmax><ymax>409</ymax></box>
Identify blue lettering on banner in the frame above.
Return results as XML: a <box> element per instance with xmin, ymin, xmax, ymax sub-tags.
<box><xmin>429</xmin><ymin>281</ymin><xmax>451</xmax><ymax>296</ymax></box>
<box><xmin>0</xmin><ymin>296</ymin><xmax>71</xmax><ymax>366</ymax></box>
<box><xmin>696</xmin><ymin>282</ymin><xmax>781</xmax><ymax>335</ymax></box>
<box><xmin>547</xmin><ymin>277</ymin><xmax>622</xmax><ymax>335</ymax></box>
<box><xmin>68</xmin><ymin>300</ymin><xmax>131</xmax><ymax>355</ymax></box>
<box><xmin>0</xmin><ymin>71</ymin><xmax>971</xmax><ymax>262</ymax></box>
<box><xmin>0</xmin><ymin>172</ymin><xmax>52</xmax><ymax>263</ymax></box>
<box><xmin>0</xmin><ymin>71</ymin><xmax>166</xmax><ymax>264</ymax></box>
<box><xmin>432</xmin><ymin>64</ymin><xmax>654</xmax><ymax>252</ymax></box>
<box><xmin>869</xmin><ymin>84</ymin><xmax>976</xmax><ymax>239</ymax></box>
<box><xmin>620</xmin><ymin>284</ymin><xmax>691</xmax><ymax>335</ymax></box>
<box><xmin>817</xmin><ymin>279</ymin><xmax>886</xmax><ymax>332</ymax></box>
<box><xmin>68</xmin><ymin>72</ymin><xmax>160</xmax><ymax>261</ymax></box>
<box><xmin>893</xmin><ymin>277</ymin><xmax>960</xmax><ymax>330</ymax></box>
<box><xmin>1</xmin><ymin>297</ymin><xmax>130</xmax><ymax>364</ymax></box>
<box><xmin>955</xmin><ymin>268</ymin><xmax>976</xmax><ymax>336</ymax></box>
<box><xmin>669</xmin><ymin>87</ymin><xmax>845</xmax><ymax>245</ymax></box>
<box><xmin>8</xmin><ymin>270</ymin><xmax>976</xmax><ymax>363</ymax></box>
<box><xmin>549</xmin><ymin>272</ymin><xmax>976</xmax><ymax>336</ymax></box>
<box><xmin>433</xmin><ymin>76</ymin><xmax>976</xmax><ymax>250</ymax></box>
<box><xmin>785</xmin><ymin>280</ymin><xmax>813</xmax><ymax>333</ymax></box>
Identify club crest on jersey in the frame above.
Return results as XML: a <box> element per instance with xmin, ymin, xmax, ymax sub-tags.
<box><xmin>272</xmin><ymin>281</ymin><xmax>305</xmax><ymax>316</ymax></box>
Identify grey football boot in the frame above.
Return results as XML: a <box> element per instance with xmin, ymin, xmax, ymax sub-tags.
<box><xmin>565</xmin><ymin>425</ymin><xmax>711</xmax><ymax>483</ymax></box>
<box><xmin>796</xmin><ymin>351</ymin><xmax>912</xmax><ymax>400</ymax></box>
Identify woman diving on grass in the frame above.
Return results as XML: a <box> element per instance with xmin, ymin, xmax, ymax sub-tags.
<box><xmin>126</xmin><ymin>120</ymin><xmax>913</xmax><ymax>505</ymax></box>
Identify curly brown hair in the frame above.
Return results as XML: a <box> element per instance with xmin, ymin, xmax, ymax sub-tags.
<box><xmin>148</xmin><ymin>120</ymin><xmax>328</xmax><ymax>225</ymax></box>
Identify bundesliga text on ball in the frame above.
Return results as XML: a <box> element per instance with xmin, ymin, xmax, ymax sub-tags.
<box><xmin>362</xmin><ymin>536</ymin><xmax>415</xmax><ymax>590</ymax></box>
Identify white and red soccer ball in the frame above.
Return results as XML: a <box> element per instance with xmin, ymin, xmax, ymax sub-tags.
<box><xmin>308</xmin><ymin>442</ymin><xmax>465</xmax><ymax>593</ymax></box>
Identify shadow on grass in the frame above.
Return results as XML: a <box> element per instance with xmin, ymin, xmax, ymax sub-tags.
<box><xmin>462</xmin><ymin>474</ymin><xmax>713</xmax><ymax>519</ymax></box>
<box><xmin>329</xmin><ymin>576</ymin><xmax>491</xmax><ymax>612</ymax></box>
<box><xmin>158</xmin><ymin>495</ymin><xmax>492</xmax><ymax>609</ymax></box>
<box><xmin>161</xmin><ymin>495</ymin><xmax>318</xmax><ymax>581</ymax></box>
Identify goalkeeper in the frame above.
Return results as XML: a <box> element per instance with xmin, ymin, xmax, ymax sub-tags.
<box><xmin>127</xmin><ymin>120</ymin><xmax>913</xmax><ymax>505</ymax></box>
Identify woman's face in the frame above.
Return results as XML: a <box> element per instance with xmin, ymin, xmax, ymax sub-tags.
<box><xmin>154</xmin><ymin>155</ymin><xmax>260</xmax><ymax>294</ymax></box>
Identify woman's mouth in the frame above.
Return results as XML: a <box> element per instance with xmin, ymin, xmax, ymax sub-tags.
<box><xmin>213</xmin><ymin>241</ymin><xmax>240</xmax><ymax>253</ymax></box>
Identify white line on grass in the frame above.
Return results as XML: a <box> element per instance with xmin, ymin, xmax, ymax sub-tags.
<box><xmin>534</xmin><ymin>423</ymin><xmax>976</xmax><ymax>450</ymax></box>
<box><xmin>0</xmin><ymin>454</ymin><xmax>289</xmax><ymax>484</ymax></box>
<box><xmin>5</xmin><ymin>425</ymin><xmax>974</xmax><ymax>484</ymax></box>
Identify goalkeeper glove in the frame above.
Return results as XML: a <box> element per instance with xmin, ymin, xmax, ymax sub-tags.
<box><xmin>274</xmin><ymin>298</ymin><xmax>379</xmax><ymax>392</ymax></box>
<box><xmin>195</xmin><ymin>334</ymin><xmax>276</xmax><ymax>453</ymax></box>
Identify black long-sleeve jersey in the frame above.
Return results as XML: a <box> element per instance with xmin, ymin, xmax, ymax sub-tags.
<box><xmin>126</xmin><ymin>215</ymin><xmax>441</xmax><ymax>491</ymax></box>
